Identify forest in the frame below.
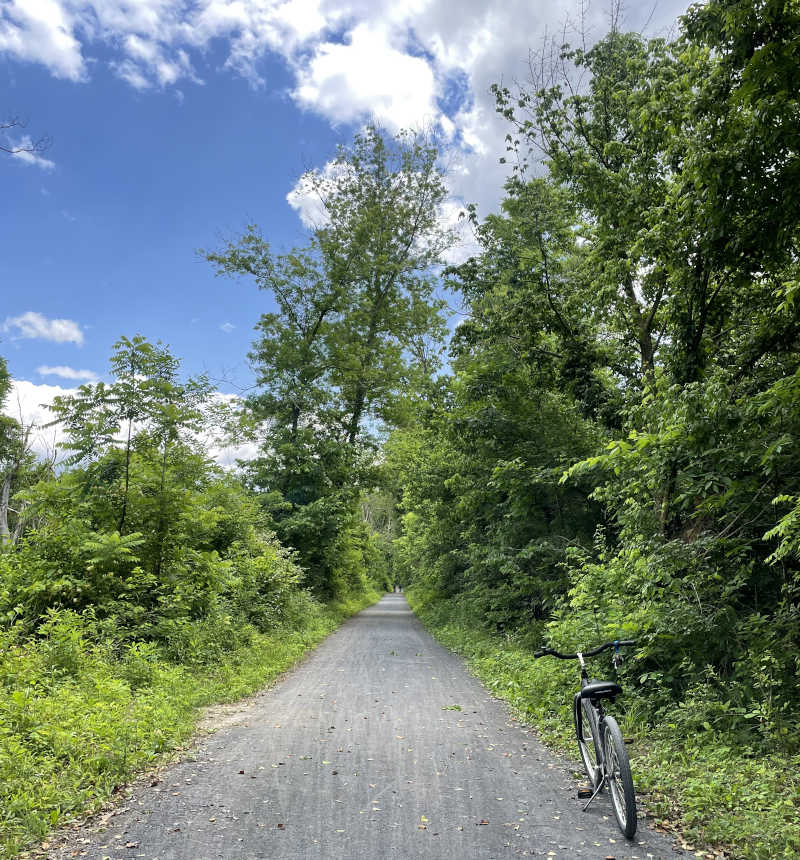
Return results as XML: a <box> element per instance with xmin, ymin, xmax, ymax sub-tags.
<box><xmin>1</xmin><ymin>0</ymin><xmax>798</xmax><ymax>856</ymax></box>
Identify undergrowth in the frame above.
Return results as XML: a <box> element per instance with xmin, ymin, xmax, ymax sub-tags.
<box><xmin>0</xmin><ymin>591</ymin><xmax>380</xmax><ymax>858</ymax></box>
<box><xmin>408</xmin><ymin>588</ymin><xmax>800</xmax><ymax>860</ymax></box>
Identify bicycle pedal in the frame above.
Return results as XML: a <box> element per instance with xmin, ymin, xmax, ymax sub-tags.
<box><xmin>577</xmin><ymin>787</ymin><xmax>593</xmax><ymax>799</ymax></box>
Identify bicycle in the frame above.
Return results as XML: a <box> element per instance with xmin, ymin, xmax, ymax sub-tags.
<box><xmin>534</xmin><ymin>639</ymin><xmax>637</xmax><ymax>838</ymax></box>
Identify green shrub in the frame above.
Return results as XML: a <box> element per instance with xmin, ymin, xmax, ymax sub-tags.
<box><xmin>409</xmin><ymin>588</ymin><xmax>800</xmax><ymax>859</ymax></box>
<box><xmin>0</xmin><ymin>590</ymin><xmax>380</xmax><ymax>857</ymax></box>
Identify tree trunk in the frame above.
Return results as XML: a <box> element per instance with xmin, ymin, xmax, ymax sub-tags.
<box><xmin>154</xmin><ymin>439</ymin><xmax>169</xmax><ymax>578</ymax></box>
<box><xmin>0</xmin><ymin>473</ymin><xmax>10</xmax><ymax>546</ymax></box>
<box><xmin>118</xmin><ymin>418</ymin><xmax>133</xmax><ymax>533</ymax></box>
<box><xmin>346</xmin><ymin>383</ymin><xmax>367</xmax><ymax>445</ymax></box>
<box><xmin>622</xmin><ymin>275</ymin><xmax>656</xmax><ymax>381</ymax></box>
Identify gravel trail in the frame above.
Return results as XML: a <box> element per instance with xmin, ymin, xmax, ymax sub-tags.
<box><xmin>51</xmin><ymin>595</ymin><xmax>686</xmax><ymax>859</ymax></box>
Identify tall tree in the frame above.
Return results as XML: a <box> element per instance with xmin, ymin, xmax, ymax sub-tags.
<box><xmin>208</xmin><ymin>126</ymin><xmax>453</xmax><ymax>594</ymax></box>
<box><xmin>210</xmin><ymin>125</ymin><xmax>452</xmax><ymax>446</ymax></box>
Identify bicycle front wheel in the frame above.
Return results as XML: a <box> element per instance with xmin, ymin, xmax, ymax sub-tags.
<box><xmin>574</xmin><ymin>696</ymin><xmax>601</xmax><ymax>788</ymax></box>
<box><xmin>603</xmin><ymin>715</ymin><xmax>637</xmax><ymax>839</ymax></box>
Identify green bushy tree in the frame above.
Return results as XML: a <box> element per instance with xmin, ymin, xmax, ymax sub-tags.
<box><xmin>209</xmin><ymin>125</ymin><xmax>453</xmax><ymax>596</ymax></box>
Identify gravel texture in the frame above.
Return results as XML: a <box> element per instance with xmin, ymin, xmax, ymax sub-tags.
<box><xmin>50</xmin><ymin>594</ymin><xmax>686</xmax><ymax>859</ymax></box>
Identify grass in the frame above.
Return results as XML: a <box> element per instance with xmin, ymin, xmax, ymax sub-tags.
<box><xmin>0</xmin><ymin>590</ymin><xmax>381</xmax><ymax>858</ymax></box>
<box><xmin>407</xmin><ymin>588</ymin><xmax>800</xmax><ymax>860</ymax></box>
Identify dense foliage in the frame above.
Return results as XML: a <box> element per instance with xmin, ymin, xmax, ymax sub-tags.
<box><xmin>389</xmin><ymin>1</ymin><xmax>800</xmax><ymax>837</ymax></box>
<box><xmin>0</xmin><ymin>335</ymin><xmax>382</xmax><ymax>854</ymax></box>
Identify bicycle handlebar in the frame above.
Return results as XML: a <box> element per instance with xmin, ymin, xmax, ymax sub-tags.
<box><xmin>533</xmin><ymin>639</ymin><xmax>636</xmax><ymax>660</ymax></box>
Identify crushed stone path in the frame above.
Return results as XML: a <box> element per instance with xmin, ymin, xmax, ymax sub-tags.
<box><xmin>50</xmin><ymin>595</ymin><xmax>686</xmax><ymax>859</ymax></box>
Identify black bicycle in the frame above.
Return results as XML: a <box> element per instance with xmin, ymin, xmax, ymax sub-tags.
<box><xmin>534</xmin><ymin>639</ymin><xmax>637</xmax><ymax>838</ymax></box>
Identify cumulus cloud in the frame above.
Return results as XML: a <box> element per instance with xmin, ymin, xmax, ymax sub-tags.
<box><xmin>3</xmin><ymin>311</ymin><xmax>85</xmax><ymax>345</ymax></box>
<box><xmin>2</xmin><ymin>379</ymin><xmax>74</xmax><ymax>461</ymax></box>
<box><xmin>293</xmin><ymin>22</ymin><xmax>439</xmax><ymax>130</ymax></box>
<box><xmin>0</xmin><ymin>0</ymin><xmax>86</xmax><ymax>81</ymax></box>
<box><xmin>0</xmin><ymin>0</ymin><xmax>692</xmax><ymax>217</ymax></box>
<box><xmin>37</xmin><ymin>365</ymin><xmax>99</xmax><ymax>381</ymax></box>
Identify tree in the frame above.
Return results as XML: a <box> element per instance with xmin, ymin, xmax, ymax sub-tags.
<box><xmin>50</xmin><ymin>335</ymin><xmax>210</xmax><ymax>535</ymax></box>
<box><xmin>390</xmin><ymin>0</ymin><xmax>800</xmax><ymax>762</ymax></box>
<box><xmin>494</xmin><ymin>31</ymin><xmax>685</xmax><ymax>384</ymax></box>
<box><xmin>208</xmin><ymin>125</ymin><xmax>453</xmax><ymax>595</ymax></box>
<box><xmin>209</xmin><ymin>125</ymin><xmax>453</xmax><ymax>446</ymax></box>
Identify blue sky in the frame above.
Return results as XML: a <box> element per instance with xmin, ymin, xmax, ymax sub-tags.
<box><xmin>3</xmin><ymin>42</ymin><xmax>348</xmax><ymax>393</ymax></box>
<box><xmin>1</xmin><ymin>0</ymin><xmax>690</xmax><ymax>436</ymax></box>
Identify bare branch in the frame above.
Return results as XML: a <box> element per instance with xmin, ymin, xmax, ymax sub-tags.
<box><xmin>1</xmin><ymin>115</ymin><xmax>52</xmax><ymax>155</ymax></box>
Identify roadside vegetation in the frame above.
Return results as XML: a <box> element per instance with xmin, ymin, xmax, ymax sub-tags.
<box><xmin>0</xmin><ymin>592</ymin><xmax>376</xmax><ymax>857</ymax></box>
<box><xmin>0</xmin><ymin>336</ymin><xmax>385</xmax><ymax>856</ymax></box>
<box><xmin>387</xmin><ymin>2</ymin><xmax>800</xmax><ymax>858</ymax></box>
<box><xmin>0</xmin><ymin>126</ymin><xmax>445</xmax><ymax>856</ymax></box>
<box><xmin>408</xmin><ymin>590</ymin><xmax>799</xmax><ymax>859</ymax></box>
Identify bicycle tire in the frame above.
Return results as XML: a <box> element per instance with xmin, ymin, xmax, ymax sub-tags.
<box><xmin>574</xmin><ymin>696</ymin><xmax>601</xmax><ymax>788</ymax></box>
<box><xmin>603</xmin><ymin>715</ymin><xmax>637</xmax><ymax>839</ymax></box>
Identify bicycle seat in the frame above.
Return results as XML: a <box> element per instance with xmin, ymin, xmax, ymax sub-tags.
<box><xmin>580</xmin><ymin>681</ymin><xmax>622</xmax><ymax>701</ymax></box>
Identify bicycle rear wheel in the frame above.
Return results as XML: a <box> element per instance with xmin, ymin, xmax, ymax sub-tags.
<box><xmin>574</xmin><ymin>696</ymin><xmax>601</xmax><ymax>788</ymax></box>
<box><xmin>603</xmin><ymin>715</ymin><xmax>637</xmax><ymax>839</ymax></box>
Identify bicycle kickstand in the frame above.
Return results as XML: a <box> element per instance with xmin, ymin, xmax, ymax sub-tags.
<box><xmin>581</xmin><ymin>777</ymin><xmax>605</xmax><ymax>812</ymax></box>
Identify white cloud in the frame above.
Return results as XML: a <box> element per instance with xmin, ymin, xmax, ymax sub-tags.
<box><xmin>110</xmin><ymin>37</ymin><xmax>197</xmax><ymax>89</ymax></box>
<box><xmin>220</xmin><ymin>321</ymin><xmax>235</xmax><ymax>333</ymax></box>
<box><xmin>293</xmin><ymin>22</ymin><xmax>439</xmax><ymax>130</ymax></box>
<box><xmin>3</xmin><ymin>311</ymin><xmax>85</xmax><ymax>345</ymax></box>
<box><xmin>2</xmin><ymin>379</ymin><xmax>74</xmax><ymax>461</ymax></box>
<box><xmin>0</xmin><ymin>0</ymin><xmax>86</xmax><ymax>81</ymax></box>
<box><xmin>0</xmin><ymin>0</ymin><xmax>693</xmax><ymax>221</ymax></box>
<box><xmin>37</xmin><ymin>365</ymin><xmax>99</xmax><ymax>381</ymax></box>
